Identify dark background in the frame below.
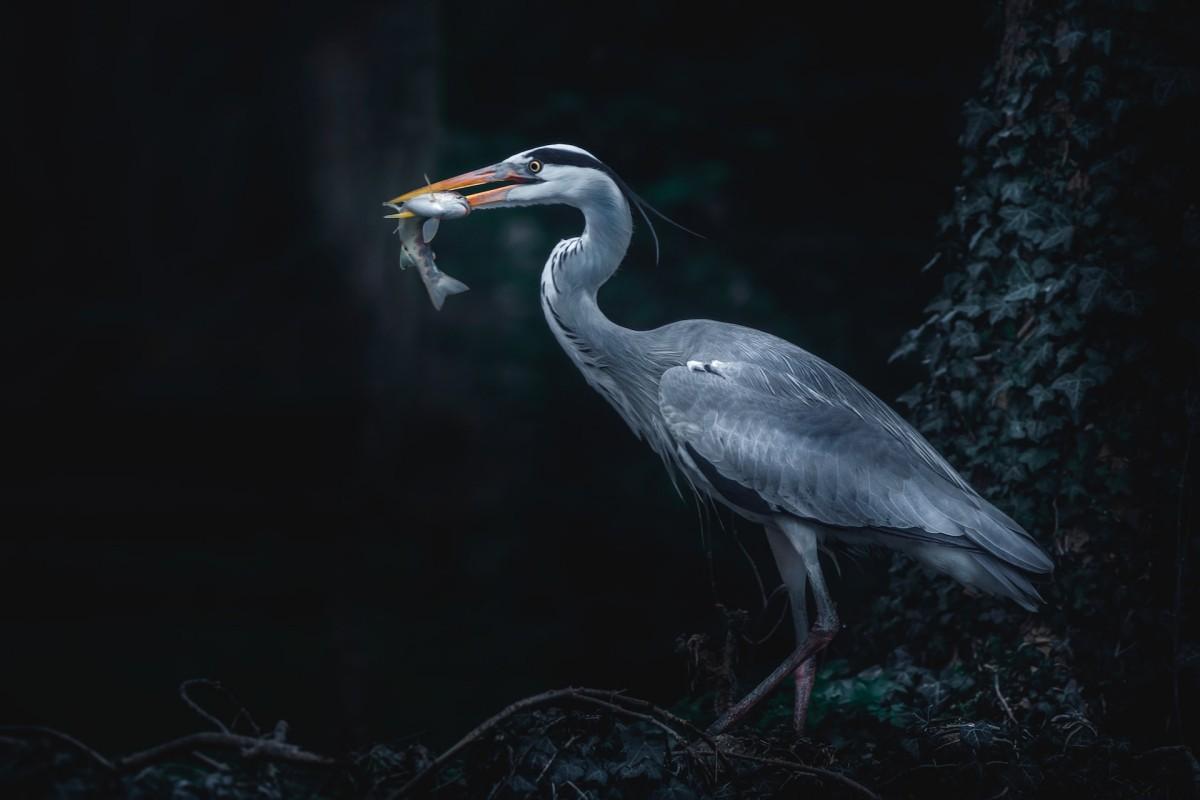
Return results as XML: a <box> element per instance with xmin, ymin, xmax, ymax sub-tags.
<box><xmin>4</xmin><ymin>1</ymin><xmax>989</xmax><ymax>752</ymax></box>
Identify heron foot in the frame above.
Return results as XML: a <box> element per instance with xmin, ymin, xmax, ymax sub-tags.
<box><xmin>792</xmin><ymin>655</ymin><xmax>818</xmax><ymax>734</ymax></box>
<box><xmin>706</xmin><ymin>624</ymin><xmax>837</xmax><ymax>736</ymax></box>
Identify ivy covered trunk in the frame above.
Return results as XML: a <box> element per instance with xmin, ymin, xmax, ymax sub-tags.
<box><xmin>891</xmin><ymin>0</ymin><xmax>1199</xmax><ymax>750</ymax></box>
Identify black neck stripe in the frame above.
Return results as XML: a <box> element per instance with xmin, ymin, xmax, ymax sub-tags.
<box><xmin>525</xmin><ymin>147</ymin><xmax>608</xmax><ymax>172</ymax></box>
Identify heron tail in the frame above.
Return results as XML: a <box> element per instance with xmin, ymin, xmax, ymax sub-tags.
<box><xmin>902</xmin><ymin>540</ymin><xmax>1048</xmax><ymax>612</ymax></box>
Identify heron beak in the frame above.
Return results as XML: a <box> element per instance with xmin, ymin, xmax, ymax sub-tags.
<box><xmin>383</xmin><ymin>164</ymin><xmax>525</xmax><ymax>218</ymax></box>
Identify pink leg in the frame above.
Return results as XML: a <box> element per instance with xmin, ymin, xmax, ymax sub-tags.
<box><xmin>707</xmin><ymin>625</ymin><xmax>835</xmax><ymax>735</ymax></box>
<box><xmin>792</xmin><ymin>655</ymin><xmax>818</xmax><ymax>733</ymax></box>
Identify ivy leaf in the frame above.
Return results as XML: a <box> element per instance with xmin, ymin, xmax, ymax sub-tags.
<box><xmin>1001</xmin><ymin>462</ymin><xmax>1027</xmax><ymax>483</ymax></box>
<box><xmin>1071</xmin><ymin>122</ymin><xmax>1100</xmax><ymax>149</ymax></box>
<box><xmin>961</xmin><ymin>194</ymin><xmax>993</xmax><ymax>216</ymax></box>
<box><xmin>896</xmin><ymin>386</ymin><xmax>924</xmax><ymax>409</ymax></box>
<box><xmin>1026</xmin><ymin>341</ymin><xmax>1055</xmax><ymax>368</ymax></box>
<box><xmin>963</xmin><ymin>100</ymin><xmax>1001</xmax><ymax>149</ymax></box>
<box><xmin>987</xmin><ymin>379</ymin><xmax>1012</xmax><ymax>405</ymax></box>
<box><xmin>1040</xmin><ymin>225</ymin><xmax>1075</xmax><ymax>251</ymax></box>
<box><xmin>950</xmin><ymin>358</ymin><xmax>981</xmax><ymax>379</ymax></box>
<box><xmin>949</xmin><ymin>320</ymin><xmax>980</xmax><ymax>352</ymax></box>
<box><xmin>977</xmin><ymin>237</ymin><xmax>1003</xmax><ymax>258</ymax></box>
<box><xmin>890</xmin><ymin>338</ymin><xmax>918</xmax><ymax>364</ymax></box>
<box><xmin>967</xmin><ymin>261</ymin><xmax>989</xmax><ymax>279</ymax></box>
<box><xmin>968</xmin><ymin>226</ymin><xmax>989</xmax><ymax>252</ymax></box>
<box><xmin>1057</xmin><ymin>344</ymin><xmax>1080</xmax><ymax>368</ymax></box>
<box><xmin>1051</xmin><ymin>371</ymin><xmax>1094</xmax><ymax>410</ymax></box>
<box><xmin>1031</xmin><ymin>257</ymin><xmax>1055</xmax><ymax>278</ymax></box>
<box><xmin>1055</xmin><ymin>29</ymin><xmax>1086</xmax><ymax>56</ymax></box>
<box><xmin>1028</xmin><ymin>383</ymin><xmax>1055</xmax><ymax>409</ymax></box>
<box><xmin>1024</xmin><ymin>418</ymin><xmax>1052</xmax><ymax>441</ymax></box>
<box><xmin>1000</xmin><ymin>180</ymin><xmax>1028</xmax><ymax>204</ymax></box>
<box><xmin>1078</xmin><ymin>273</ymin><xmax>1106</xmax><ymax>312</ymax></box>
<box><xmin>1004</xmin><ymin>282</ymin><xmax>1040</xmax><ymax>302</ymax></box>
<box><xmin>987</xmin><ymin>296</ymin><xmax>1019</xmax><ymax>323</ymax></box>
<box><xmin>999</xmin><ymin>204</ymin><xmax>1042</xmax><ymax>234</ymax></box>
<box><xmin>1018</xmin><ymin>448</ymin><xmax>1057</xmax><ymax>471</ymax></box>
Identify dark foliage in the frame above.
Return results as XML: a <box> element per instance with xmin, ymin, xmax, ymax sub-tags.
<box><xmin>886</xmin><ymin>0</ymin><xmax>1200</xmax><ymax>758</ymax></box>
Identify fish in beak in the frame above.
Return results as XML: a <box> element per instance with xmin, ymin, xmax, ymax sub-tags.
<box><xmin>383</xmin><ymin>163</ymin><xmax>530</xmax><ymax>219</ymax></box>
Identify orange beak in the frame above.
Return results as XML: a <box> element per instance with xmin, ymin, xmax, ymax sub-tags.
<box><xmin>383</xmin><ymin>164</ymin><xmax>525</xmax><ymax>218</ymax></box>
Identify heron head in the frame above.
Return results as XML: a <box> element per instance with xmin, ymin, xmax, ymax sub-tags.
<box><xmin>384</xmin><ymin>144</ymin><xmax>619</xmax><ymax>213</ymax></box>
<box><xmin>385</xmin><ymin>144</ymin><xmax>698</xmax><ymax>261</ymax></box>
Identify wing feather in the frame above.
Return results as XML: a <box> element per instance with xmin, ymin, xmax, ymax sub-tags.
<box><xmin>659</xmin><ymin>361</ymin><xmax>1053</xmax><ymax>575</ymax></box>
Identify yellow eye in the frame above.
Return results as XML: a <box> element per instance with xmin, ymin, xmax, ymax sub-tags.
<box><xmin>528</xmin><ymin>159</ymin><xmax>543</xmax><ymax>174</ymax></box>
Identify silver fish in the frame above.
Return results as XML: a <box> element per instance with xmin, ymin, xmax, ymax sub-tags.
<box><xmin>386</xmin><ymin>192</ymin><xmax>472</xmax><ymax>311</ymax></box>
<box><xmin>404</xmin><ymin>191</ymin><xmax>471</xmax><ymax>244</ymax></box>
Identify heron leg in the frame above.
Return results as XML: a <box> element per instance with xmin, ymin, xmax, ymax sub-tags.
<box><xmin>765</xmin><ymin>526</ymin><xmax>817</xmax><ymax>732</ymax></box>
<box><xmin>708</xmin><ymin>520</ymin><xmax>838</xmax><ymax>736</ymax></box>
<box><xmin>781</xmin><ymin>518</ymin><xmax>839</xmax><ymax>733</ymax></box>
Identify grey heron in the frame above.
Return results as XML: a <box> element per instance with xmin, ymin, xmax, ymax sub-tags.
<box><xmin>386</xmin><ymin>144</ymin><xmax>1054</xmax><ymax>734</ymax></box>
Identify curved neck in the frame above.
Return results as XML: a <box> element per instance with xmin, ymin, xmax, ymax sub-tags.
<box><xmin>539</xmin><ymin>174</ymin><xmax>636</xmax><ymax>360</ymax></box>
<box><xmin>554</xmin><ymin>178</ymin><xmax>634</xmax><ymax>297</ymax></box>
<box><xmin>540</xmin><ymin>177</ymin><xmax>670</xmax><ymax>437</ymax></box>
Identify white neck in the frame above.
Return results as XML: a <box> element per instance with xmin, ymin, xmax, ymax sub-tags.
<box><xmin>538</xmin><ymin>175</ymin><xmax>652</xmax><ymax>424</ymax></box>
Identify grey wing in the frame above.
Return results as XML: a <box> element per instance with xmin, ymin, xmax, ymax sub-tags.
<box><xmin>658</xmin><ymin>361</ymin><xmax>1054</xmax><ymax>576</ymax></box>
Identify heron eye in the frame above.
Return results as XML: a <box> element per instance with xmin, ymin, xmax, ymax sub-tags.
<box><xmin>528</xmin><ymin>159</ymin><xmax>543</xmax><ymax>174</ymax></box>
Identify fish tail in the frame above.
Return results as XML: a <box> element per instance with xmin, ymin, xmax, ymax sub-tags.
<box><xmin>429</xmin><ymin>275</ymin><xmax>469</xmax><ymax>310</ymax></box>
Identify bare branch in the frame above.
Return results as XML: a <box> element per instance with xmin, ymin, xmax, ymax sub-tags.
<box><xmin>389</xmin><ymin>686</ymin><xmax>708</xmax><ymax>797</ymax></box>
<box><xmin>991</xmin><ymin>669</ymin><xmax>1019</xmax><ymax>727</ymax></box>
<box><xmin>720</xmin><ymin>751</ymin><xmax>881</xmax><ymax>800</ymax></box>
<box><xmin>179</xmin><ymin>680</ymin><xmax>232</xmax><ymax>735</ymax></box>
<box><xmin>118</xmin><ymin>732</ymin><xmax>336</xmax><ymax>772</ymax></box>
<box><xmin>0</xmin><ymin>726</ymin><xmax>115</xmax><ymax>772</ymax></box>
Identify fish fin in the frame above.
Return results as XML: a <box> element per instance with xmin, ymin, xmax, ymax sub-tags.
<box><xmin>427</xmin><ymin>275</ymin><xmax>469</xmax><ymax>311</ymax></box>
<box><xmin>422</xmin><ymin>218</ymin><xmax>440</xmax><ymax>242</ymax></box>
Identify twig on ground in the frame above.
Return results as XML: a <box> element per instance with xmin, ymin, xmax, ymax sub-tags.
<box><xmin>119</xmin><ymin>732</ymin><xmax>336</xmax><ymax>771</ymax></box>
<box><xmin>388</xmin><ymin>684</ymin><xmax>884</xmax><ymax>798</ymax></box>
<box><xmin>389</xmin><ymin>687</ymin><xmax>699</xmax><ymax>797</ymax></box>
<box><xmin>191</xmin><ymin>750</ymin><xmax>231</xmax><ymax>772</ymax></box>
<box><xmin>570</xmin><ymin>694</ymin><xmax>682</xmax><ymax>742</ymax></box>
<box><xmin>180</xmin><ymin>679</ymin><xmax>232</xmax><ymax>735</ymax></box>
<box><xmin>990</xmin><ymin>669</ymin><xmax>1019</xmax><ymax>727</ymax></box>
<box><xmin>2</xmin><ymin>724</ymin><xmax>335</xmax><ymax>775</ymax></box>
<box><xmin>721</xmin><ymin>751</ymin><xmax>881</xmax><ymax>800</ymax></box>
<box><xmin>1135</xmin><ymin>744</ymin><xmax>1200</xmax><ymax>777</ymax></box>
<box><xmin>0</xmin><ymin>725</ymin><xmax>115</xmax><ymax>772</ymax></box>
<box><xmin>564</xmin><ymin>779</ymin><xmax>590</xmax><ymax>799</ymax></box>
<box><xmin>573</xmin><ymin>688</ymin><xmax>730</xmax><ymax>778</ymax></box>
